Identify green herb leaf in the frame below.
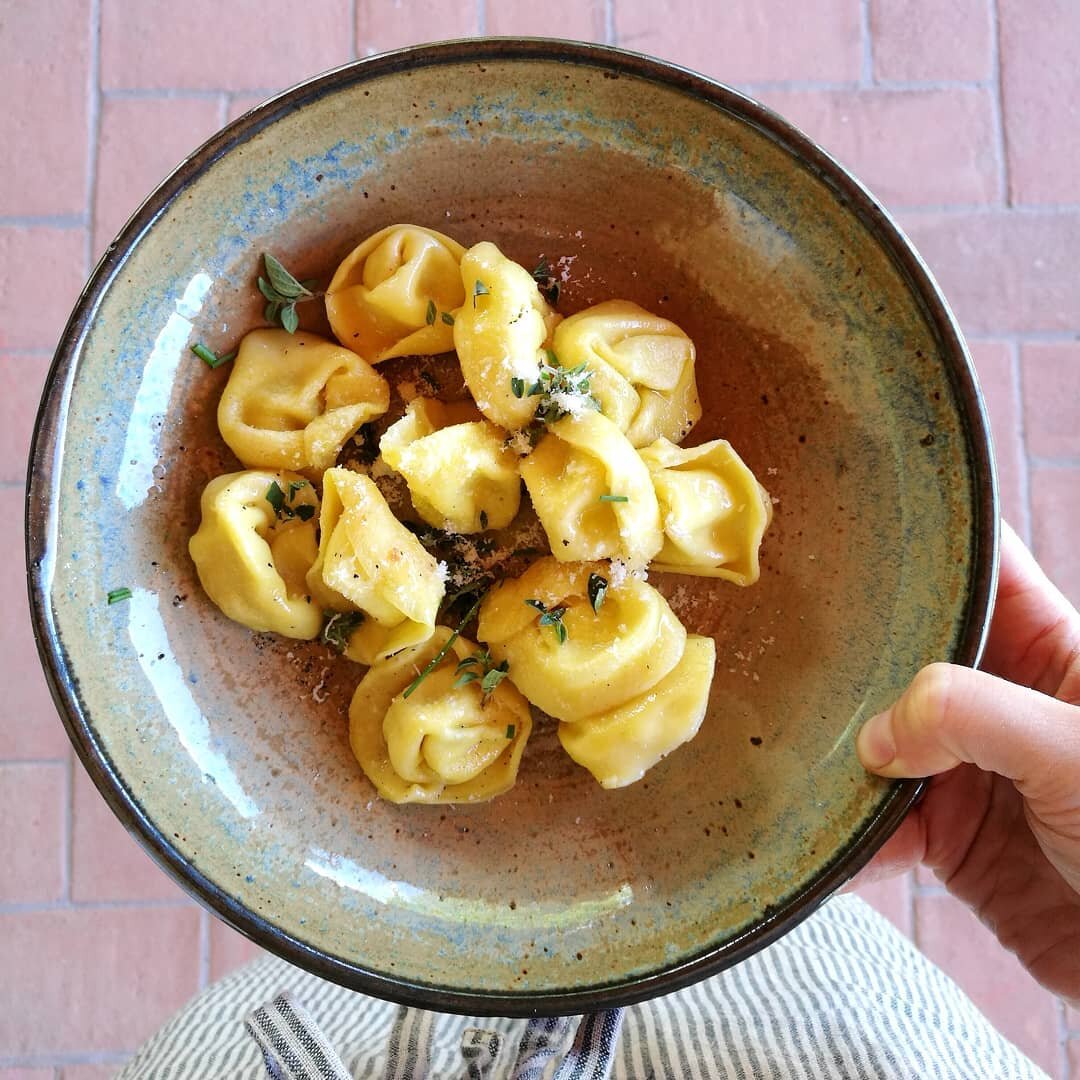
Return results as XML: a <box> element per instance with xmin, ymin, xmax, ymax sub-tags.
<box><xmin>263</xmin><ymin>253</ymin><xmax>313</xmax><ymax>300</ymax></box>
<box><xmin>472</xmin><ymin>279</ymin><xmax>490</xmax><ymax>307</ymax></box>
<box><xmin>587</xmin><ymin>573</ymin><xmax>608</xmax><ymax>614</ymax></box>
<box><xmin>454</xmin><ymin>670</ymin><xmax>480</xmax><ymax>688</ymax></box>
<box><xmin>505</xmin><ymin>723</ymin><xmax>516</xmax><ymax>739</ymax></box>
<box><xmin>322</xmin><ymin>610</ymin><xmax>365</xmax><ymax>653</ymax></box>
<box><xmin>441</xmin><ymin>310</ymin><xmax>455</xmax><ymax>326</ymax></box>
<box><xmin>510</xmin><ymin>377</ymin><xmax>525</xmax><ymax>399</ymax></box>
<box><xmin>107</xmin><ymin>587</ymin><xmax>132</xmax><ymax>605</ymax></box>
<box><xmin>280</xmin><ymin>303</ymin><xmax>299</xmax><ymax>334</ymax></box>
<box><xmin>404</xmin><ymin>594</ymin><xmax>485</xmax><ymax>698</ymax></box>
<box><xmin>527</xmin><ymin>600</ymin><xmax>568</xmax><ymax>644</ymax></box>
<box><xmin>599</xmin><ymin>493</ymin><xmax>629</xmax><ymax>503</ymax></box>
<box><xmin>264</xmin><ymin>300</ymin><xmax>281</xmax><ymax>324</ymax></box>
<box><xmin>425</xmin><ymin>298</ymin><xmax>436</xmax><ymax>326</ymax></box>
<box><xmin>191</xmin><ymin>342</ymin><xmax>235</xmax><ymax>369</ymax></box>
<box><xmin>481</xmin><ymin>661</ymin><xmax>510</xmax><ymax>695</ymax></box>
<box><xmin>524</xmin><ymin>598</ymin><xmax>548</xmax><ymax>614</ymax></box>
<box><xmin>265</xmin><ymin>481</ymin><xmax>286</xmax><ymax>515</ymax></box>
<box><xmin>257</xmin><ymin>276</ymin><xmax>278</xmax><ymax>302</ymax></box>
<box><xmin>293</xmin><ymin>504</ymin><xmax>315</xmax><ymax>522</ymax></box>
<box><xmin>553</xmin><ymin>620</ymin><xmax>568</xmax><ymax>644</ymax></box>
<box><xmin>456</xmin><ymin>654</ymin><xmax>483</xmax><ymax>671</ymax></box>
<box><xmin>287</xmin><ymin>479</ymin><xmax>308</xmax><ymax>500</ymax></box>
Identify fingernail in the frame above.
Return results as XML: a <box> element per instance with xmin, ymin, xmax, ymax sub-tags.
<box><xmin>857</xmin><ymin>710</ymin><xmax>896</xmax><ymax>771</ymax></box>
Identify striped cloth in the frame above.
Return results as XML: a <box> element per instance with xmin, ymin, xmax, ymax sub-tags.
<box><xmin>116</xmin><ymin>896</ymin><xmax>1048</xmax><ymax>1079</ymax></box>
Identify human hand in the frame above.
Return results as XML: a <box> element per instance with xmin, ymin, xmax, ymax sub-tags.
<box><xmin>854</xmin><ymin>521</ymin><xmax>1080</xmax><ymax>1005</ymax></box>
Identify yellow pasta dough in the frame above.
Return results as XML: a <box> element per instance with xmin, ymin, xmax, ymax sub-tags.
<box><xmin>305</xmin><ymin>468</ymin><xmax>444</xmax><ymax>664</ymax></box>
<box><xmin>477</xmin><ymin>558</ymin><xmax>686</xmax><ymax>721</ymax></box>
<box><xmin>558</xmin><ymin>635</ymin><xmax>716</xmax><ymax>789</ymax></box>
<box><xmin>453</xmin><ymin>241</ymin><xmax>561</xmax><ymax>431</ymax></box>
<box><xmin>349</xmin><ymin>629</ymin><xmax>532</xmax><ymax>803</ymax></box>
<box><xmin>520</xmin><ymin>410</ymin><xmax>662</xmax><ymax>567</ymax></box>
<box><xmin>553</xmin><ymin>300</ymin><xmax>702</xmax><ymax>447</ymax></box>
<box><xmin>380</xmin><ymin>398</ymin><xmax>521</xmax><ymax>533</ymax></box>
<box><xmin>325</xmin><ymin>225</ymin><xmax>466</xmax><ymax>362</ymax></box>
<box><xmin>217</xmin><ymin>329</ymin><xmax>389</xmax><ymax>473</ymax></box>
<box><xmin>188</xmin><ymin>470</ymin><xmax>322</xmax><ymax>639</ymax></box>
<box><xmin>640</xmin><ymin>437</ymin><xmax>772</xmax><ymax>584</ymax></box>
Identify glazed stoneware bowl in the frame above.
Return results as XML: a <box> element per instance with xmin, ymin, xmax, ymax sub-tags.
<box><xmin>28</xmin><ymin>39</ymin><xmax>996</xmax><ymax>1016</ymax></box>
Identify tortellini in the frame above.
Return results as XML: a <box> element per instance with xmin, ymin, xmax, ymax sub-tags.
<box><xmin>349</xmin><ymin>629</ymin><xmax>532</xmax><ymax>804</ymax></box>
<box><xmin>477</xmin><ymin>558</ymin><xmax>686</xmax><ymax>722</ymax></box>
<box><xmin>553</xmin><ymin>301</ymin><xmax>702</xmax><ymax>447</ymax></box>
<box><xmin>305</xmin><ymin>468</ymin><xmax>444</xmax><ymax>664</ymax></box>
<box><xmin>380</xmin><ymin>398</ymin><xmax>521</xmax><ymax>533</ymax></box>
<box><xmin>520</xmin><ymin>410</ymin><xmax>662</xmax><ymax>568</ymax></box>
<box><xmin>217</xmin><ymin>329</ymin><xmax>389</xmax><ymax>473</ymax></box>
<box><xmin>188</xmin><ymin>470</ymin><xmax>322</xmax><ymax>639</ymax></box>
<box><xmin>640</xmin><ymin>438</ymin><xmax>772</xmax><ymax>584</ymax></box>
<box><xmin>453</xmin><ymin>241</ymin><xmax>561</xmax><ymax>431</ymax></box>
<box><xmin>325</xmin><ymin>225</ymin><xmax>466</xmax><ymax>363</ymax></box>
<box><xmin>558</xmin><ymin>635</ymin><xmax>716</xmax><ymax>789</ymax></box>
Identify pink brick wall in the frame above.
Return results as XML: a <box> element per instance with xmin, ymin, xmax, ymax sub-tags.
<box><xmin>2</xmin><ymin>1</ymin><xmax>1077</xmax><ymax>1075</ymax></box>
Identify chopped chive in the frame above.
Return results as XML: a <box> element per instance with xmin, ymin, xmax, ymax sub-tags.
<box><xmin>191</xmin><ymin>343</ymin><xmax>235</xmax><ymax>369</ymax></box>
<box><xmin>587</xmin><ymin>573</ymin><xmax>608</xmax><ymax>614</ymax></box>
<box><xmin>425</xmin><ymin>298</ymin><xmax>436</xmax><ymax>326</ymax></box>
<box><xmin>107</xmin><ymin>587</ymin><xmax>132</xmax><ymax>605</ymax></box>
<box><xmin>599</xmin><ymin>494</ymin><xmax>629</xmax><ymax>503</ymax></box>
<box><xmin>441</xmin><ymin>310</ymin><xmax>455</xmax><ymax>325</ymax></box>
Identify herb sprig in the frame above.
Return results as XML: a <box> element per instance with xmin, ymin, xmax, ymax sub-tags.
<box><xmin>524</xmin><ymin>598</ymin><xmax>569</xmax><ymax>644</ymax></box>
<box><xmin>598</xmin><ymin>493</ymin><xmax>629</xmax><ymax>503</ymax></box>
<box><xmin>454</xmin><ymin>647</ymin><xmax>510</xmax><ymax>703</ymax></box>
<box><xmin>107</xmin><ymin>587</ymin><xmax>132</xmax><ymax>605</ymax></box>
<box><xmin>510</xmin><ymin>350</ymin><xmax>601</xmax><ymax>435</ymax></box>
<box><xmin>265</xmin><ymin>479</ymin><xmax>316</xmax><ymax>522</ymax></box>
<box><xmin>322</xmin><ymin>611</ymin><xmax>365</xmax><ymax>653</ymax></box>
<box><xmin>403</xmin><ymin>594</ymin><xmax>485</xmax><ymax>698</ymax></box>
<box><xmin>191</xmin><ymin>342</ymin><xmax>236</xmax><ymax>369</ymax></box>
<box><xmin>258</xmin><ymin>253</ymin><xmax>320</xmax><ymax>333</ymax></box>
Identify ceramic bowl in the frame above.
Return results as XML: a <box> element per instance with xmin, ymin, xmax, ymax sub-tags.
<box><xmin>27</xmin><ymin>39</ymin><xmax>996</xmax><ymax>1016</ymax></box>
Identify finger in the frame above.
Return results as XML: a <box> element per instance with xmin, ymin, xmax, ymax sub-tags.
<box><xmin>983</xmin><ymin>521</ymin><xmax>1080</xmax><ymax>698</ymax></box>
<box><xmin>856</xmin><ymin>663</ymin><xmax>1080</xmax><ymax>798</ymax></box>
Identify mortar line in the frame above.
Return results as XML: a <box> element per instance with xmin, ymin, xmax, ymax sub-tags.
<box><xmin>605</xmin><ymin>0</ymin><xmax>616</xmax><ymax>45</ymax></box>
<box><xmin>859</xmin><ymin>0</ymin><xmax>874</xmax><ymax>85</ymax></box>
<box><xmin>1010</xmin><ymin>338</ymin><xmax>1034</xmax><ymax>545</ymax></box>
<box><xmin>989</xmin><ymin>0</ymin><xmax>1011</xmax><ymax>205</ymax></box>
<box><xmin>85</xmin><ymin>0</ymin><xmax>103</xmax><ymax>274</ymax></box>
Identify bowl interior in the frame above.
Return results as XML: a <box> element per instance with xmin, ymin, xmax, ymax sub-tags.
<box><xmin>30</xmin><ymin>42</ymin><xmax>992</xmax><ymax>1013</ymax></box>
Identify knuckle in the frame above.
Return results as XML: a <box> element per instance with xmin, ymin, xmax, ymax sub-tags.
<box><xmin>903</xmin><ymin>662</ymin><xmax>959</xmax><ymax>737</ymax></box>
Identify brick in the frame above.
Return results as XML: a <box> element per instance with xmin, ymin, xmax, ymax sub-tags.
<box><xmin>0</xmin><ymin>906</ymin><xmax>200</xmax><ymax>1056</ymax></box>
<box><xmin>969</xmin><ymin>342</ymin><xmax>1026</xmax><ymax>531</ymax></box>
<box><xmin>0</xmin><ymin>353</ymin><xmax>53</xmax><ymax>484</ymax></box>
<box><xmin>854</xmin><ymin>872</ymin><xmax>912</xmax><ymax>936</ymax></box>
<box><xmin>1070</xmin><ymin>1004</ymin><xmax>1080</xmax><ymax>1032</ymax></box>
<box><xmin>0</xmin><ymin>491</ymin><xmax>73</xmax><ymax>762</ymax></box>
<box><xmin>0</xmin><ymin>763</ymin><xmax>65</xmax><ymax>903</ymax></box>
<box><xmin>0</xmin><ymin>1</ymin><xmax>91</xmax><ymax>216</ymax></box>
<box><xmin>0</xmin><ymin>227</ymin><xmax>86</xmax><ymax>352</ymax></box>
<box><xmin>357</xmin><ymin>0</ymin><xmax>478</xmax><ymax>54</ymax></box>
<box><xmin>209</xmin><ymin>916</ymin><xmax>266</xmax><ymax>981</ymax></box>
<box><xmin>901</xmin><ymin>211</ymin><xmax>1080</xmax><ymax>336</ymax></box>
<box><xmin>615</xmin><ymin>0</ymin><xmax>861</xmax><ymax>84</ymax></box>
<box><xmin>92</xmin><ymin>97</ymin><xmax>223</xmax><ymax>261</ymax></box>
<box><xmin>1031</xmin><ymin>467</ymin><xmax>1080</xmax><ymax>608</ymax></box>
<box><xmin>1000</xmin><ymin>0</ymin><xmax>1080</xmax><ymax>205</ymax></box>
<box><xmin>1021</xmin><ymin>343</ymin><xmax>1080</xmax><ymax>461</ymax></box>
<box><xmin>101</xmin><ymin>0</ymin><xmax>352</xmax><ymax>91</ymax></box>
<box><xmin>870</xmin><ymin>0</ymin><xmax>992</xmax><ymax>83</ymax></box>
<box><xmin>487</xmin><ymin>0</ymin><xmax>605</xmax><ymax>41</ymax></box>
<box><xmin>0</xmin><ymin>1067</ymin><xmax>55</xmax><ymax>1079</ymax></box>
<box><xmin>1069</xmin><ymin>1038</ymin><xmax>1080</xmax><ymax>1075</ymax></box>
<box><xmin>61</xmin><ymin>1066</ymin><xmax>125</xmax><ymax>1080</ymax></box>
<box><xmin>71</xmin><ymin>763</ymin><xmax>191</xmax><ymax>903</ymax></box>
<box><xmin>758</xmin><ymin>88</ymin><xmax>996</xmax><ymax>208</ymax></box>
<box><xmin>914</xmin><ymin>893</ymin><xmax>1060</xmax><ymax>1076</ymax></box>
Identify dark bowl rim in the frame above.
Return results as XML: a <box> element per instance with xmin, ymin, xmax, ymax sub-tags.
<box><xmin>26</xmin><ymin>37</ymin><xmax>998</xmax><ymax>1018</ymax></box>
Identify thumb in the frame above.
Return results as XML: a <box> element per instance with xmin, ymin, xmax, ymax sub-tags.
<box><xmin>856</xmin><ymin>662</ymin><xmax>1080</xmax><ymax>796</ymax></box>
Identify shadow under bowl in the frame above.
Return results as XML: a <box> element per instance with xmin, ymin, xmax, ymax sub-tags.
<box><xmin>27</xmin><ymin>39</ymin><xmax>996</xmax><ymax>1016</ymax></box>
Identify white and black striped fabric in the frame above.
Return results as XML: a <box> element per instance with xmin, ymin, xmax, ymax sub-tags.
<box><xmin>116</xmin><ymin>896</ymin><xmax>1049</xmax><ymax>1079</ymax></box>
